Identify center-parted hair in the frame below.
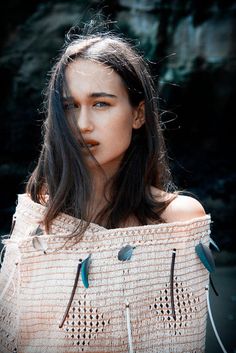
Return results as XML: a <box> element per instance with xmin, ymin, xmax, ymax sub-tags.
<box><xmin>26</xmin><ymin>23</ymin><xmax>175</xmax><ymax>239</ymax></box>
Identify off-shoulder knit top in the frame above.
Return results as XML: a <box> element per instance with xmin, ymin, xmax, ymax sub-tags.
<box><xmin>0</xmin><ymin>193</ymin><xmax>211</xmax><ymax>353</ymax></box>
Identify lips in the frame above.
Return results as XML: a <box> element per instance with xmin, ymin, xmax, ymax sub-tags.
<box><xmin>81</xmin><ymin>139</ymin><xmax>99</xmax><ymax>148</ymax></box>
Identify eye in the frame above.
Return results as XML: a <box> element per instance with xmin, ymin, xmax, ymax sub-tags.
<box><xmin>63</xmin><ymin>102</ymin><xmax>78</xmax><ymax>111</ymax></box>
<box><xmin>94</xmin><ymin>101</ymin><xmax>110</xmax><ymax>108</ymax></box>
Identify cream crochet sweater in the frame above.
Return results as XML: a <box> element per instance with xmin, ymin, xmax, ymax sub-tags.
<box><xmin>0</xmin><ymin>194</ymin><xmax>211</xmax><ymax>353</ymax></box>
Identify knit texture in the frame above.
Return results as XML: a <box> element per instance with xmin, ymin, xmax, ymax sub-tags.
<box><xmin>0</xmin><ymin>194</ymin><xmax>211</xmax><ymax>353</ymax></box>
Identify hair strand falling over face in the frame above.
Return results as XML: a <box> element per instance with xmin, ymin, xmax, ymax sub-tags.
<box><xmin>26</xmin><ymin>20</ymin><xmax>176</xmax><ymax>240</ymax></box>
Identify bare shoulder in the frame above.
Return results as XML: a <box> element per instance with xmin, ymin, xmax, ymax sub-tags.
<box><xmin>161</xmin><ymin>194</ymin><xmax>206</xmax><ymax>223</ymax></box>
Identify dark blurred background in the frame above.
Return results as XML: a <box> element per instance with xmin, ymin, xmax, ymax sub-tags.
<box><xmin>0</xmin><ymin>0</ymin><xmax>235</xmax><ymax>351</ymax></box>
<box><xmin>1</xmin><ymin>0</ymin><xmax>235</xmax><ymax>259</ymax></box>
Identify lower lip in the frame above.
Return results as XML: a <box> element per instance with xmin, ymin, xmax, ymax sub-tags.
<box><xmin>81</xmin><ymin>144</ymin><xmax>99</xmax><ymax>151</ymax></box>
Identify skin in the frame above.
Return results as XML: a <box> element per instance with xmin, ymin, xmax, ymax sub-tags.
<box><xmin>64</xmin><ymin>58</ymin><xmax>205</xmax><ymax>225</ymax></box>
<box><xmin>64</xmin><ymin>59</ymin><xmax>144</xmax><ymax>176</ymax></box>
<box><xmin>64</xmin><ymin>58</ymin><xmax>144</xmax><ymax>217</ymax></box>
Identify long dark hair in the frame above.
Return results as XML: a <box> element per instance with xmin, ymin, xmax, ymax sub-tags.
<box><xmin>26</xmin><ymin>23</ymin><xmax>176</xmax><ymax>238</ymax></box>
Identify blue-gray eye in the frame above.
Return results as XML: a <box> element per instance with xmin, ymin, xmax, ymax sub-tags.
<box><xmin>94</xmin><ymin>102</ymin><xmax>110</xmax><ymax>108</ymax></box>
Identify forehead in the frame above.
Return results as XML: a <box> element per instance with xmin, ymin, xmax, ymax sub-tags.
<box><xmin>64</xmin><ymin>59</ymin><xmax>127</xmax><ymax>94</ymax></box>
<box><xmin>66</xmin><ymin>59</ymin><xmax>116</xmax><ymax>81</ymax></box>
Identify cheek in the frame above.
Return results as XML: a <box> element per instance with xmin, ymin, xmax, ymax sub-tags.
<box><xmin>108</xmin><ymin>118</ymin><xmax>133</xmax><ymax>148</ymax></box>
<box><xmin>99</xmin><ymin>104</ymin><xmax>135</xmax><ymax>150</ymax></box>
<box><xmin>113</xmin><ymin>108</ymin><xmax>134</xmax><ymax>134</ymax></box>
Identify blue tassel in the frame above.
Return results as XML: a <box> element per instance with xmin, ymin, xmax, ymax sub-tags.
<box><xmin>81</xmin><ymin>254</ymin><xmax>92</xmax><ymax>288</ymax></box>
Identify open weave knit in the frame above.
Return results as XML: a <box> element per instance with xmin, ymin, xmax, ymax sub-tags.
<box><xmin>0</xmin><ymin>194</ymin><xmax>211</xmax><ymax>353</ymax></box>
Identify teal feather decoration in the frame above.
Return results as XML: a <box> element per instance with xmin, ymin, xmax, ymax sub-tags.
<box><xmin>118</xmin><ymin>245</ymin><xmax>135</xmax><ymax>261</ymax></box>
<box><xmin>210</xmin><ymin>238</ymin><xmax>220</xmax><ymax>252</ymax></box>
<box><xmin>81</xmin><ymin>254</ymin><xmax>92</xmax><ymax>288</ymax></box>
<box><xmin>195</xmin><ymin>242</ymin><xmax>215</xmax><ymax>273</ymax></box>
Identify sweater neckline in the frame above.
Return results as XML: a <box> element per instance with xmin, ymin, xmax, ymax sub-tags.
<box><xmin>18</xmin><ymin>193</ymin><xmax>211</xmax><ymax>234</ymax></box>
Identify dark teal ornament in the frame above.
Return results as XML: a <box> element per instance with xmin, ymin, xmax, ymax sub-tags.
<box><xmin>195</xmin><ymin>242</ymin><xmax>215</xmax><ymax>273</ymax></box>
<box><xmin>81</xmin><ymin>254</ymin><xmax>92</xmax><ymax>288</ymax></box>
<box><xmin>118</xmin><ymin>245</ymin><xmax>135</xmax><ymax>261</ymax></box>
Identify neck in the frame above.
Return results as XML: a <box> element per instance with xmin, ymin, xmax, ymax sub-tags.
<box><xmin>88</xmin><ymin>169</ymin><xmax>112</xmax><ymax>220</ymax></box>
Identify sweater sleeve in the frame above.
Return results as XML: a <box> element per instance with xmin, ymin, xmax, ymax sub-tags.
<box><xmin>0</xmin><ymin>223</ymin><xmax>21</xmax><ymax>353</ymax></box>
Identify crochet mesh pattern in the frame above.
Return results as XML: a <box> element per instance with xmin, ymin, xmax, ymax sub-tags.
<box><xmin>0</xmin><ymin>194</ymin><xmax>211</xmax><ymax>353</ymax></box>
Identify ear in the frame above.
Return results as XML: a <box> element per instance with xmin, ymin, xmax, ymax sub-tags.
<box><xmin>132</xmin><ymin>101</ymin><xmax>145</xmax><ymax>129</ymax></box>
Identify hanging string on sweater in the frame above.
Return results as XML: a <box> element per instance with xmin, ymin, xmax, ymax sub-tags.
<box><xmin>170</xmin><ymin>249</ymin><xmax>176</xmax><ymax>320</ymax></box>
<box><xmin>205</xmin><ymin>285</ymin><xmax>228</xmax><ymax>353</ymax></box>
<box><xmin>59</xmin><ymin>262</ymin><xmax>82</xmax><ymax>328</ymax></box>
<box><xmin>125</xmin><ymin>301</ymin><xmax>134</xmax><ymax>353</ymax></box>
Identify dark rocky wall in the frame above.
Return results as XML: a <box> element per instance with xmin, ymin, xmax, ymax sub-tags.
<box><xmin>0</xmin><ymin>0</ymin><xmax>235</xmax><ymax>260</ymax></box>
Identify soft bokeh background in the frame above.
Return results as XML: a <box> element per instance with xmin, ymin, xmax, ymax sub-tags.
<box><xmin>0</xmin><ymin>0</ymin><xmax>235</xmax><ymax>352</ymax></box>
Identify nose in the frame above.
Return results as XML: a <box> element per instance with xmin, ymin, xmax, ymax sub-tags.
<box><xmin>77</xmin><ymin>107</ymin><xmax>94</xmax><ymax>133</ymax></box>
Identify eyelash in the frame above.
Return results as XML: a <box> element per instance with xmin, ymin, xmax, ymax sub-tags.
<box><xmin>63</xmin><ymin>103</ymin><xmax>77</xmax><ymax>111</ymax></box>
<box><xmin>94</xmin><ymin>101</ymin><xmax>110</xmax><ymax>108</ymax></box>
<box><xmin>64</xmin><ymin>101</ymin><xmax>110</xmax><ymax>111</ymax></box>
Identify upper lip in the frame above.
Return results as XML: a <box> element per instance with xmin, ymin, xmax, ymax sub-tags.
<box><xmin>81</xmin><ymin>139</ymin><xmax>99</xmax><ymax>147</ymax></box>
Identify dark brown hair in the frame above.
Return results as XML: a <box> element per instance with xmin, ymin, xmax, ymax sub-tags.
<box><xmin>26</xmin><ymin>23</ymin><xmax>176</xmax><ymax>239</ymax></box>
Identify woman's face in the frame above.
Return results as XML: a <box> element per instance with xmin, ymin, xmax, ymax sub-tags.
<box><xmin>64</xmin><ymin>59</ymin><xmax>143</xmax><ymax>176</ymax></box>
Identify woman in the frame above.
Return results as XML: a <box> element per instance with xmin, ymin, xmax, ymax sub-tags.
<box><xmin>0</xmin><ymin>24</ymin><xmax>211</xmax><ymax>353</ymax></box>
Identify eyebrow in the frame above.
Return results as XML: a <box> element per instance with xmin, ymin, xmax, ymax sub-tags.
<box><xmin>62</xmin><ymin>92</ymin><xmax>118</xmax><ymax>101</ymax></box>
<box><xmin>90</xmin><ymin>92</ymin><xmax>117</xmax><ymax>99</ymax></box>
